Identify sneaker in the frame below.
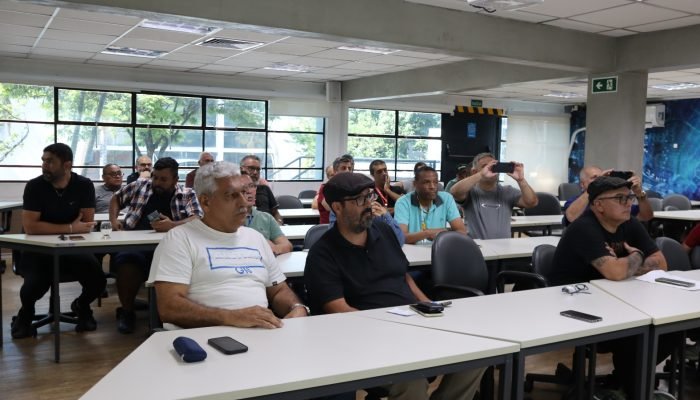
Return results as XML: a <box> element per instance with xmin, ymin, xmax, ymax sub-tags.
<box><xmin>116</xmin><ymin>307</ymin><xmax>135</xmax><ymax>334</ymax></box>
<box><xmin>10</xmin><ymin>307</ymin><xmax>36</xmax><ymax>339</ymax></box>
<box><xmin>652</xmin><ymin>391</ymin><xmax>676</xmax><ymax>400</ymax></box>
<box><xmin>71</xmin><ymin>299</ymin><xmax>97</xmax><ymax>332</ymax></box>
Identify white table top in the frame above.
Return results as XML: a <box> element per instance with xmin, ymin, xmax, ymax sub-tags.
<box><xmin>300</xmin><ymin>198</ymin><xmax>313</xmax><ymax>206</ymax></box>
<box><xmin>0</xmin><ymin>201</ymin><xmax>22</xmax><ymax>211</ymax></box>
<box><xmin>652</xmin><ymin>210</ymin><xmax>700</xmax><ymax>221</ymax></box>
<box><xmin>80</xmin><ymin>313</ymin><xmax>518</xmax><ymax>400</ymax></box>
<box><xmin>280</xmin><ymin>224</ymin><xmax>315</xmax><ymax>240</ymax></box>
<box><xmin>279</xmin><ymin>208</ymin><xmax>320</xmax><ymax>219</ymax></box>
<box><xmin>276</xmin><ymin>250</ymin><xmax>309</xmax><ymax>278</ymax></box>
<box><xmin>691</xmin><ymin>200</ymin><xmax>700</xmax><ymax>208</ymax></box>
<box><xmin>356</xmin><ymin>284</ymin><xmax>651</xmax><ymax>349</ymax></box>
<box><xmin>0</xmin><ymin>230</ymin><xmax>164</xmax><ymax>248</ymax></box>
<box><xmin>476</xmin><ymin>236</ymin><xmax>560</xmax><ymax>260</ymax></box>
<box><xmin>591</xmin><ymin>273</ymin><xmax>700</xmax><ymax>325</ymax></box>
<box><xmin>510</xmin><ymin>215</ymin><xmax>563</xmax><ymax>228</ymax></box>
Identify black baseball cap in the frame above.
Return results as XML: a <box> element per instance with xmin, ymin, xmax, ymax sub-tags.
<box><xmin>324</xmin><ymin>173</ymin><xmax>374</xmax><ymax>205</ymax></box>
<box><xmin>587</xmin><ymin>176</ymin><xmax>633</xmax><ymax>203</ymax></box>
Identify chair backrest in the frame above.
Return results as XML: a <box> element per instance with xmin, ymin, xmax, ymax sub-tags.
<box><xmin>558</xmin><ymin>183</ymin><xmax>580</xmax><ymax>201</ymax></box>
<box><xmin>523</xmin><ymin>192</ymin><xmax>562</xmax><ymax>216</ymax></box>
<box><xmin>691</xmin><ymin>246</ymin><xmax>700</xmax><ymax>270</ymax></box>
<box><xmin>531</xmin><ymin>244</ymin><xmax>557</xmax><ymax>277</ymax></box>
<box><xmin>304</xmin><ymin>224</ymin><xmax>329</xmax><ymax>250</ymax></box>
<box><xmin>298</xmin><ymin>189</ymin><xmax>317</xmax><ymax>200</ymax></box>
<box><xmin>437</xmin><ymin>182</ymin><xmax>444</xmax><ymax>191</ymax></box>
<box><xmin>276</xmin><ymin>195</ymin><xmax>303</xmax><ymax>209</ymax></box>
<box><xmin>647</xmin><ymin>197</ymin><xmax>663</xmax><ymax>212</ymax></box>
<box><xmin>662</xmin><ymin>194</ymin><xmax>691</xmax><ymax>211</ymax></box>
<box><xmin>431</xmin><ymin>231</ymin><xmax>488</xmax><ymax>295</ymax></box>
<box><xmin>655</xmin><ymin>236</ymin><xmax>691</xmax><ymax>271</ymax></box>
<box><xmin>646</xmin><ymin>190</ymin><xmax>663</xmax><ymax>199</ymax></box>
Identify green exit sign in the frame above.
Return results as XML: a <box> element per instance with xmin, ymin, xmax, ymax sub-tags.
<box><xmin>591</xmin><ymin>76</ymin><xmax>618</xmax><ymax>94</ymax></box>
<box><xmin>470</xmin><ymin>99</ymin><xmax>483</xmax><ymax>107</ymax></box>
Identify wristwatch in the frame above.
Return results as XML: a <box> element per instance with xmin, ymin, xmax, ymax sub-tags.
<box><xmin>290</xmin><ymin>303</ymin><xmax>310</xmax><ymax>315</ymax></box>
<box><xmin>637</xmin><ymin>191</ymin><xmax>647</xmax><ymax>200</ymax></box>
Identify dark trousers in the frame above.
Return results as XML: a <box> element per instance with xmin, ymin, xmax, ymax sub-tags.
<box><xmin>19</xmin><ymin>252</ymin><xmax>106</xmax><ymax>311</ymax></box>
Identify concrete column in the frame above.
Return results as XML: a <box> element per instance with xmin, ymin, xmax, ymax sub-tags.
<box><xmin>584</xmin><ymin>71</ymin><xmax>648</xmax><ymax>173</ymax></box>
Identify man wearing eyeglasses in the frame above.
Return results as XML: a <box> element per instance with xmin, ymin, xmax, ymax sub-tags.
<box><xmin>240</xmin><ymin>172</ymin><xmax>293</xmax><ymax>256</ymax></box>
<box><xmin>95</xmin><ymin>163</ymin><xmax>123</xmax><ymax>213</ymax></box>
<box><xmin>305</xmin><ymin>173</ymin><xmax>484</xmax><ymax>400</ymax></box>
<box><xmin>126</xmin><ymin>155</ymin><xmax>153</xmax><ymax>184</ymax></box>
<box><xmin>549</xmin><ymin>176</ymin><xmax>673</xmax><ymax>399</ymax></box>
<box><xmin>240</xmin><ymin>155</ymin><xmax>283</xmax><ymax>224</ymax></box>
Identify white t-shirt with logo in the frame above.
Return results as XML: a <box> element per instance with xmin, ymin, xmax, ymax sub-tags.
<box><xmin>150</xmin><ymin>219</ymin><xmax>285</xmax><ymax>310</ymax></box>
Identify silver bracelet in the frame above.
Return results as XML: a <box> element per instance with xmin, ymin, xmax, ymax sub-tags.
<box><xmin>289</xmin><ymin>303</ymin><xmax>310</xmax><ymax>315</ymax></box>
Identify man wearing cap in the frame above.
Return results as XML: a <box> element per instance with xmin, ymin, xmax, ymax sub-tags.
<box><xmin>562</xmin><ymin>166</ymin><xmax>653</xmax><ymax>227</ymax></box>
<box><xmin>548</xmin><ymin>176</ymin><xmax>673</xmax><ymax>399</ymax></box>
<box><xmin>305</xmin><ymin>172</ymin><xmax>484</xmax><ymax>400</ymax></box>
<box><xmin>444</xmin><ymin>163</ymin><xmax>470</xmax><ymax>193</ymax></box>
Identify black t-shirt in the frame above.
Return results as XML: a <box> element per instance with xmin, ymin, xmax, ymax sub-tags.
<box><xmin>23</xmin><ymin>172</ymin><xmax>96</xmax><ymax>223</ymax></box>
<box><xmin>548</xmin><ymin>209</ymin><xmax>659</xmax><ymax>286</ymax></box>
<box><xmin>304</xmin><ymin>221</ymin><xmax>416</xmax><ymax>314</ymax></box>
<box><xmin>376</xmin><ymin>184</ymin><xmax>404</xmax><ymax>208</ymax></box>
<box><xmin>133</xmin><ymin>191</ymin><xmax>174</xmax><ymax>231</ymax></box>
<box><xmin>126</xmin><ymin>172</ymin><xmax>139</xmax><ymax>185</ymax></box>
<box><xmin>255</xmin><ymin>184</ymin><xmax>279</xmax><ymax>215</ymax></box>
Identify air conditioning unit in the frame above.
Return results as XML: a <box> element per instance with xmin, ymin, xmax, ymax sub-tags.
<box><xmin>645</xmin><ymin>104</ymin><xmax>665</xmax><ymax>128</ymax></box>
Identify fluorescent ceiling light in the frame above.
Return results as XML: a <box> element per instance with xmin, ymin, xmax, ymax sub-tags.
<box><xmin>264</xmin><ymin>63</ymin><xmax>315</xmax><ymax>73</ymax></box>
<box><xmin>140</xmin><ymin>20</ymin><xmax>219</xmax><ymax>35</ymax></box>
<box><xmin>101</xmin><ymin>46</ymin><xmax>166</xmax><ymax>58</ymax></box>
<box><xmin>543</xmin><ymin>91</ymin><xmax>584</xmax><ymax>99</ymax></box>
<box><xmin>467</xmin><ymin>0</ymin><xmax>544</xmax><ymax>11</ymax></box>
<box><xmin>337</xmin><ymin>45</ymin><xmax>399</xmax><ymax>55</ymax></box>
<box><xmin>197</xmin><ymin>38</ymin><xmax>265</xmax><ymax>51</ymax></box>
<box><xmin>650</xmin><ymin>82</ymin><xmax>700</xmax><ymax>91</ymax></box>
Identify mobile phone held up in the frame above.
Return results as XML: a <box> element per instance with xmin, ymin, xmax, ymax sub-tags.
<box><xmin>491</xmin><ymin>162</ymin><xmax>515</xmax><ymax>174</ymax></box>
<box><xmin>410</xmin><ymin>301</ymin><xmax>444</xmax><ymax>317</ymax></box>
<box><xmin>208</xmin><ymin>336</ymin><xmax>248</xmax><ymax>355</ymax></box>
<box><xmin>609</xmin><ymin>170</ymin><xmax>633</xmax><ymax>180</ymax></box>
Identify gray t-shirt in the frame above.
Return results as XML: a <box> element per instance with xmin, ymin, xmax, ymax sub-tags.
<box><xmin>95</xmin><ymin>184</ymin><xmax>118</xmax><ymax>213</ymax></box>
<box><xmin>463</xmin><ymin>184</ymin><xmax>521</xmax><ymax>239</ymax></box>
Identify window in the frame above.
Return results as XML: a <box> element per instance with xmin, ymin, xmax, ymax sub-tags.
<box><xmin>348</xmin><ymin>108</ymin><xmax>442</xmax><ymax>180</ymax></box>
<box><xmin>0</xmin><ymin>83</ymin><xmax>325</xmax><ymax>182</ymax></box>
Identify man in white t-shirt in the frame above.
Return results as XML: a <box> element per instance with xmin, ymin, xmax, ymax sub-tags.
<box><xmin>149</xmin><ymin>161</ymin><xmax>308</xmax><ymax>329</ymax></box>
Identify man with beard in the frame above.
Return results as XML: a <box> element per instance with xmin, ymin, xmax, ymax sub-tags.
<box><xmin>304</xmin><ymin>173</ymin><xmax>484</xmax><ymax>400</ymax></box>
<box><xmin>240</xmin><ymin>172</ymin><xmax>293</xmax><ymax>255</ymax></box>
<box><xmin>95</xmin><ymin>163</ymin><xmax>123</xmax><ymax>213</ymax></box>
<box><xmin>109</xmin><ymin>157</ymin><xmax>202</xmax><ymax>334</ymax></box>
<box><xmin>149</xmin><ymin>161</ymin><xmax>307</xmax><ymax>329</ymax></box>
<box><xmin>126</xmin><ymin>155</ymin><xmax>152</xmax><ymax>184</ymax></box>
<box><xmin>368</xmin><ymin>159</ymin><xmax>404</xmax><ymax>209</ymax></box>
<box><xmin>12</xmin><ymin>143</ymin><xmax>106</xmax><ymax>338</ymax></box>
<box><xmin>394</xmin><ymin>166</ymin><xmax>466</xmax><ymax>244</ymax></box>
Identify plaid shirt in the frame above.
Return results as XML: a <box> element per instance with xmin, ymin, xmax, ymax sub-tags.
<box><xmin>115</xmin><ymin>178</ymin><xmax>203</xmax><ymax>230</ymax></box>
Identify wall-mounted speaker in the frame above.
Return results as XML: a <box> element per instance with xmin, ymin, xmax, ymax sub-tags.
<box><xmin>326</xmin><ymin>81</ymin><xmax>341</xmax><ymax>102</ymax></box>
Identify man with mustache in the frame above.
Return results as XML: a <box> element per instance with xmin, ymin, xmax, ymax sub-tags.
<box><xmin>305</xmin><ymin>173</ymin><xmax>484</xmax><ymax>400</ymax></box>
<box><xmin>109</xmin><ymin>157</ymin><xmax>202</xmax><ymax>334</ymax></box>
<box><xmin>12</xmin><ymin>143</ymin><xmax>106</xmax><ymax>339</ymax></box>
<box><xmin>240</xmin><ymin>172</ymin><xmax>293</xmax><ymax>255</ymax></box>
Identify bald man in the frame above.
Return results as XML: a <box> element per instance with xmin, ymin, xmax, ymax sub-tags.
<box><xmin>185</xmin><ymin>152</ymin><xmax>215</xmax><ymax>188</ymax></box>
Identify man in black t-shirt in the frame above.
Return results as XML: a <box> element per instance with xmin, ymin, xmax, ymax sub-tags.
<box><xmin>305</xmin><ymin>173</ymin><xmax>484</xmax><ymax>400</ymax></box>
<box><xmin>12</xmin><ymin>143</ymin><xmax>106</xmax><ymax>339</ymax></box>
<box><xmin>240</xmin><ymin>155</ymin><xmax>283</xmax><ymax>224</ymax></box>
<box><xmin>549</xmin><ymin>176</ymin><xmax>673</xmax><ymax>398</ymax></box>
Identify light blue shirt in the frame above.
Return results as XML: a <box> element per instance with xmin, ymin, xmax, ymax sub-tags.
<box><xmin>394</xmin><ymin>191</ymin><xmax>461</xmax><ymax>232</ymax></box>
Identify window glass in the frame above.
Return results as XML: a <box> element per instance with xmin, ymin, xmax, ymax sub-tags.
<box><xmin>58</xmin><ymin>89</ymin><xmax>131</xmax><ymax>123</ymax></box>
<box><xmin>206</xmin><ymin>98</ymin><xmax>265</xmax><ymax>129</ymax></box>
<box><xmin>135</xmin><ymin>128</ymin><xmax>204</xmax><ymax>172</ymax></box>
<box><xmin>58</xmin><ymin>125</ymin><xmax>134</xmax><ymax>167</ymax></box>
<box><xmin>137</xmin><ymin>94</ymin><xmax>202</xmax><ymax>126</ymax></box>
<box><xmin>398</xmin><ymin>111</ymin><xmax>441</xmax><ymax>137</ymax></box>
<box><xmin>347</xmin><ymin>136</ymin><xmax>396</xmax><ymax>175</ymax></box>
<box><xmin>0</xmin><ymin>83</ymin><xmax>53</xmax><ymax>122</ymax></box>
<box><xmin>269</xmin><ymin>115</ymin><xmax>323</xmax><ymax>132</ymax></box>
<box><xmin>0</xmin><ymin>122</ymin><xmax>54</xmax><ymax>180</ymax></box>
<box><xmin>204</xmin><ymin>130</ymin><xmax>266</xmax><ymax>166</ymax></box>
<box><xmin>267</xmin><ymin>131</ymin><xmax>323</xmax><ymax>181</ymax></box>
<box><xmin>348</xmin><ymin>108</ymin><xmax>395</xmax><ymax>135</ymax></box>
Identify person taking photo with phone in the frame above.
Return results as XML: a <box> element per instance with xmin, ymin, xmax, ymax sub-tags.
<box><xmin>109</xmin><ymin>157</ymin><xmax>202</xmax><ymax>334</ymax></box>
<box><xmin>450</xmin><ymin>152</ymin><xmax>538</xmax><ymax>239</ymax></box>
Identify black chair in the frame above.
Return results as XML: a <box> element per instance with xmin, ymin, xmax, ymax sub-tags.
<box><xmin>431</xmin><ymin>231</ymin><xmax>487</xmax><ymax>299</ymax></box>
<box><xmin>496</xmin><ymin>244</ymin><xmax>553</xmax><ymax>293</ymax></box>
<box><xmin>647</xmin><ymin>190</ymin><xmax>663</xmax><ymax>199</ymax></box>
<box><xmin>298</xmin><ymin>189</ymin><xmax>317</xmax><ymax>200</ymax></box>
<box><xmin>691</xmin><ymin>246</ymin><xmax>700</xmax><ymax>270</ymax></box>
<box><xmin>276</xmin><ymin>195</ymin><xmax>303</xmax><ymax>209</ymax></box>
<box><xmin>656</xmin><ymin>236</ymin><xmax>692</xmax><ymax>271</ymax></box>
<box><xmin>558</xmin><ymin>183</ymin><xmax>580</xmax><ymax>201</ymax></box>
<box><xmin>663</xmin><ymin>194</ymin><xmax>691</xmax><ymax>211</ymax></box>
<box><xmin>303</xmin><ymin>224</ymin><xmax>328</xmax><ymax>250</ymax></box>
<box><xmin>522</xmin><ymin>192</ymin><xmax>562</xmax><ymax>236</ymax></box>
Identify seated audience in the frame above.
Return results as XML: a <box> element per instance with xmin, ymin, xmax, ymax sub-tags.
<box><xmin>311</xmin><ymin>164</ymin><xmax>335</xmax><ymax>211</ymax></box>
<box><xmin>240</xmin><ymin>155</ymin><xmax>283</xmax><ymax>224</ymax></box>
<box><xmin>126</xmin><ymin>155</ymin><xmax>152</xmax><ymax>184</ymax></box>
<box><xmin>444</xmin><ymin>163</ymin><xmax>469</xmax><ymax>193</ymax></box>
<box><xmin>683</xmin><ymin>223</ymin><xmax>700</xmax><ymax>253</ymax></box>
<box><xmin>319</xmin><ymin>155</ymin><xmax>354</xmax><ymax>224</ymax></box>
<box><xmin>398</xmin><ymin>161</ymin><xmax>427</xmax><ymax>194</ymax></box>
<box><xmin>241</xmin><ymin>172</ymin><xmax>293</xmax><ymax>255</ymax></box>
<box><xmin>95</xmin><ymin>163</ymin><xmax>123</xmax><ymax>213</ymax></box>
<box><xmin>184</xmin><ymin>151</ymin><xmax>215</xmax><ymax>188</ymax></box>
<box><xmin>369</xmin><ymin>159</ymin><xmax>404</xmax><ymax>208</ymax></box>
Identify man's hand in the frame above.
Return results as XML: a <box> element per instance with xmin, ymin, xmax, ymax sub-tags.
<box><xmin>371</xmin><ymin>201</ymin><xmax>388</xmax><ymax>218</ymax></box>
<box><xmin>424</xmin><ymin>228</ymin><xmax>446</xmax><ymax>240</ymax></box>
<box><xmin>111</xmin><ymin>218</ymin><xmax>123</xmax><ymax>231</ymax></box>
<box><xmin>151</xmin><ymin>214</ymin><xmax>175</xmax><ymax>232</ymax></box>
<box><xmin>480</xmin><ymin>159</ymin><xmax>498</xmax><ymax>179</ymax></box>
<box><xmin>507</xmin><ymin>162</ymin><xmax>525</xmax><ymax>182</ymax></box>
<box><xmin>284</xmin><ymin>307</ymin><xmax>308</xmax><ymax>319</ymax></box>
<box><xmin>72</xmin><ymin>213</ymin><xmax>96</xmax><ymax>233</ymax></box>
<box><xmin>628</xmin><ymin>174</ymin><xmax>643</xmax><ymax>195</ymax></box>
<box><xmin>225</xmin><ymin>306</ymin><xmax>283</xmax><ymax>329</ymax></box>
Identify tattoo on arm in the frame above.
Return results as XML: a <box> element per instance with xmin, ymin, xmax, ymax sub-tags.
<box><xmin>625</xmin><ymin>252</ymin><xmax>644</xmax><ymax>278</ymax></box>
<box><xmin>591</xmin><ymin>256</ymin><xmax>613</xmax><ymax>270</ymax></box>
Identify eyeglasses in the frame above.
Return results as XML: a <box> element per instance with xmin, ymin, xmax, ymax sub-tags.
<box><xmin>138</xmin><ymin>163</ymin><xmax>152</xmax><ymax>167</ymax></box>
<box><xmin>106</xmin><ymin>172</ymin><xmax>123</xmax><ymax>177</ymax></box>
<box><xmin>561</xmin><ymin>283</ymin><xmax>590</xmax><ymax>295</ymax></box>
<box><xmin>243</xmin><ymin>166</ymin><xmax>261</xmax><ymax>172</ymax></box>
<box><xmin>343</xmin><ymin>191</ymin><xmax>377</xmax><ymax>207</ymax></box>
<box><xmin>596</xmin><ymin>193</ymin><xmax>636</xmax><ymax>205</ymax></box>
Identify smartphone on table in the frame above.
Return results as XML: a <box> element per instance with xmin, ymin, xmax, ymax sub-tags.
<box><xmin>560</xmin><ymin>310</ymin><xmax>602</xmax><ymax>323</ymax></box>
<box><xmin>410</xmin><ymin>301</ymin><xmax>444</xmax><ymax>317</ymax></box>
<box><xmin>207</xmin><ymin>336</ymin><xmax>248</xmax><ymax>355</ymax></box>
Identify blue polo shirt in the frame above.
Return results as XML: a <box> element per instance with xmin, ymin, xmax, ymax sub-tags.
<box><xmin>394</xmin><ymin>191</ymin><xmax>461</xmax><ymax>232</ymax></box>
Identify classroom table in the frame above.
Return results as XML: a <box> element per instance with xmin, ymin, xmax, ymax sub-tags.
<box><xmin>278</xmin><ymin>208</ymin><xmax>320</xmax><ymax>225</ymax></box>
<box><xmin>279</xmin><ymin>224</ymin><xmax>315</xmax><ymax>241</ymax></box>
<box><xmin>510</xmin><ymin>215</ymin><xmax>563</xmax><ymax>236</ymax></box>
<box><xmin>652</xmin><ymin>210</ymin><xmax>700</xmax><ymax>222</ymax></box>
<box><xmin>356</xmin><ymin>284</ymin><xmax>652</xmax><ymax>400</ymax></box>
<box><xmin>300</xmin><ymin>198</ymin><xmax>313</xmax><ymax>207</ymax></box>
<box><xmin>0</xmin><ymin>230</ymin><xmax>164</xmax><ymax>361</ymax></box>
<box><xmin>0</xmin><ymin>201</ymin><xmax>22</xmax><ymax>233</ymax></box>
<box><xmin>80</xmin><ymin>313</ymin><xmax>518</xmax><ymax>400</ymax></box>
<box><xmin>591</xmin><ymin>272</ymin><xmax>700</xmax><ymax>400</ymax></box>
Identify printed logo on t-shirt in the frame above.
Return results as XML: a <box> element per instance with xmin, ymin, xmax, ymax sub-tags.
<box><xmin>206</xmin><ymin>247</ymin><xmax>264</xmax><ymax>274</ymax></box>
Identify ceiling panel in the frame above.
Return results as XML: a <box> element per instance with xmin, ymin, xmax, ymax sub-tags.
<box><xmin>629</xmin><ymin>15</ymin><xmax>700</xmax><ymax>32</ymax></box>
<box><xmin>0</xmin><ymin>22</ymin><xmax>43</xmax><ymax>37</ymax></box>
<box><xmin>255</xmin><ymin>42</ymin><xmax>327</xmax><ymax>56</ymax></box>
<box><xmin>281</xmin><ymin>36</ymin><xmax>345</xmax><ymax>48</ymax></box>
<box><xmin>110</xmin><ymin>38</ymin><xmax>183</xmax><ymax>52</ymax></box>
<box><xmin>646</xmin><ymin>0</ymin><xmax>700</xmax><ymax>14</ymax></box>
<box><xmin>49</xmin><ymin>17</ymin><xmax>133</xmax><ymax>35</ymax></box>
<box><xmin>56</xmin><ymin>8</ymin><xmax>142</xmax><ymax>25</ymax></box>
<box><xmin>522</xmin><ymin>0</ymin><xmax>631</xmax><ymax>18</ymax></box>
<box><xmin>35</xmin><ymin>38</ymin><xmax>106</xmax><ymax>52</ymax></box>
<box><xmin>334</xmin><ymin>61</ymin><xmax>396</xmax><ymax>71</ymax></box>
<box><xmin>311</xmin><ymin>48</ymin><xmax>378</xmax><ymax>61</ymax></box>
<box><xmin>0</xmin><ymin>34</ymin><xmax>36</xmax><ymax>46</ymax></box>
<box><xmin>495</xmin><ymin>10</ymin><xmax>554</xmax><ymax>23</ymax></box>
<box><xmin>599</xmin><ymin>29</ymin><xmax>637</xmax><ymax>37</ymax></box>
<box><xmin>0</xmin><ymin>10</ymin><xmax>51</xmax><ymax>27</ymax></box>
<box><xmin>361</xmin><ymin>54</ymin><xmax>427</xmax><ymax>65</ymax></box>
<box><xmin>160</xmin><ymin>51</ymin><xmax>224</xmax><ymax>64</ymax></box>
<box><xmin>0</xmin><ymin>1</ymin><xmax>56</xmax><ymax>15</ymax></box>
<box><xmin>571</xmin><ymin>3</ymin><xmax>688</xmax><ymax>28</ymax></box>
<box><xmin>215</xmin><ymin>29</ymin><xmax>287</xmax><ymax>43</ymax></box>
<box><xmin>543</xmin><ymin>19</ymin><xmax>611</xmax><ymax>33</ymax></box>
<box><xmin>226</xmin><ymin>51</ymin><xmax>297</xmax><ymax>63</ymax></box>
<box><xmin>193</xmin><ymin>64</ymin><xmax>254</xmax><ymax>73</ymax></box>
<box><xmin>42</xmin><ymin>29</ymin><xmax>117</xmax><ymax>45</ymax></box>
<box><xmin>122</xmin><ymin>27</ymin><xmax>206</xmax><ymax>44</ymax></box>
<box><xmin>30</xmin><ymin>48</ymin><xmax>94</xmax><ymax>60</ymax></box>
<box><xmin>284</xmin><ymin>56</ymin><xmax>346</xmax><ymax>68</ymax></box>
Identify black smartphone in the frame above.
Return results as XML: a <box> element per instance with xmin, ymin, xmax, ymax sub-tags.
<box><xmin>207</xmin><ymin>336</ymin><xmax>248</xmax><ymax>355</ymax></box>
<box><xmin>147</xmin><ymin>211</ymin><xmax>161</xmax><ymax>223</ymax></box>
<box><xmin>491</xmin><ymin>162</ymin><xmax>515</xmax><ymax>174</ymax></box>
<box><xmin>609</xmin><ymin>170</ymin><xmax>633</xmax><ymax>180</ymax></box>
<box><xmin>68</xmin><ymin>235</ymin><xmax>86</xmax><ymax>241</ymax></box>
<box><xmin>655</xmin><ymin>277</ymin><xmax>695</xmax><ymax>287</ymax></box>
<box><xmin>560</xmin><ymin>310</ymin><xmax>602</xmax><ymax>323</ymax></box>
<box><xmin>410</xmin><ymin>301</ymin><xmax>444</xmax><ymax>317</ymax></box>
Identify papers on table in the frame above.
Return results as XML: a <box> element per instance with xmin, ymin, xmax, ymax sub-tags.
<box><xmin>636</xmin><ymin>270</ymin><xmax>700</xmax><ymax>291</ymax></box>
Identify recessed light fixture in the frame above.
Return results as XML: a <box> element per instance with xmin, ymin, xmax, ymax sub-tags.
<box><xmin>650</xmin><ymin>82</ymin><xmax>700</xmax><ymax>91</ymax></box>
<box><xmin>543</xmin><ymin>91</ymin><xmax>584</xmax><ymax>99</ymax></box>
<box><xmin>337</xmin><ymin>45</ymin><xmax>399</xmax><ymax>55</ymax></box>
<box><xmin>264</xmin><ymin>63</ymin><xmax>315</xmax><ymax>73</ymax></box>
<box><xmin>140</xmin><ymin>20</ymin><xmax>219</xmax><ymax>35</ymax></box>
<box><xmin>101</xmin><ymin>46</ymin><xmax>167</xmax><ymax>58</ymax></box>
<box><xmin>197</xmin><ymin>38</ymin><xmax>265</xmax><ymax>51</ymax></box>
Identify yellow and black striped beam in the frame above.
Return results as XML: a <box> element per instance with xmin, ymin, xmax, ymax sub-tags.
<box><xmin>455</xmin><ymin>105</ymin><xmax>505</xmax><ymax>116</ymax></box>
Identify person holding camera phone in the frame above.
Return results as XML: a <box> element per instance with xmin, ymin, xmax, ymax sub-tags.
<box><xmin>450</xmin><ymin>152</ymin><xmax>538</xmax><ymax>239</ymax></box>
<box><xmin>109</xmin><ymin>157</ymin><xmax>202</xmax><ymax>334</ymax></box>
<box><xmin>305</xmin><ymin>173</ymin><xmax>484</xmax><ymax>400</ymax></box>
<box><xmin>562</xmin><ymin>166</ymin><xmax>653</xmax><ymax>227</ymax></box>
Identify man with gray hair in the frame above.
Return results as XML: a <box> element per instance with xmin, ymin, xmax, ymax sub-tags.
<box><xmin>240</xmin><ymin>154</ymin><xmax>283</xmax><ymax>224</ymax></box>
<box><xmin>149</xmin><ymin>161</ymin><xmax>308</xmax><ymax>329</ymax></box>
<box><xmin>450</xmin><ymin>152</ymin><xmax>538</xmax><ymax>239</ymax></box>
<box><xmin>184</xmin><ymin>151</ymin><xmax>215</xmax><ymax>188</ymax></box>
